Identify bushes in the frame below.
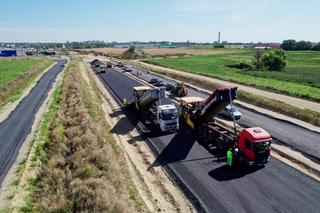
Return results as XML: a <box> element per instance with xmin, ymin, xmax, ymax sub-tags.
<box><xmin>226</xmin><ymin>63</ymin><xmax>253</xmax><ymax>70</ymax></box>
<box><xmin>229</xmin><ymin>50</ymin><xmax>287</xmax><ymax>71</ymax></box>
<box><xmin>250</xmin><ymin>49</ymin><xmax>286</xmax><ymax>71</ymax></box>
<box><xmin>261</xmin><ymin>49</ymin><xmax>287</xmax><ymax>71</ymax></box>
<box><xmin>281</xmin><ymin>39</ymin><xmax>318</xmax><ymax>51</ymax></box>
<box><xmin>312</xmin><ymin>43</ymin><xmax>320</xmax><ymax>51</ymax></box>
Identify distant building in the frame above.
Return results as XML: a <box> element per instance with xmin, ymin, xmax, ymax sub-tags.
<box><xmin>0</xmin><ymin>49</ymin><xmax>17</xmax><ymax>57</ymax></box>
<box><xmin>224</xmin><ymin>44</ymin><xmax>245</xmax><ymax>49</ymax></box>
<box><xmin>158</xmin><ymin>42</ymin><xmax>177</xmax><ymax>48</ymax></box>
<box><xmin>248</xmin><ymin>43</ymin><xmax>281</xmax><ymax>49</ymax></box>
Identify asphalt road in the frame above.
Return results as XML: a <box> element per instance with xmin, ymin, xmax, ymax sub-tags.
<box><xmin>127</xmin><ymin>67</ymin><xmax>320</xmax><ymax>163</ymax></box>
<box><xmin>0</xmin><ymin>59</ymin><xmax>67</xmax><ymax>183</ymax></box>
<box><xmin>95</xmin><ymin>65</ymin><xmax>320</xmax><ymax>213</ymax></box>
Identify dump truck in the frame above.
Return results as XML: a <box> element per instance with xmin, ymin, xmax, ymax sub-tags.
<box><xmin>180</xmin><ymin>87</ymin><xmax>272</xmax><ymax>166</ymax></box>
<box><xmin>171</xmin><ymin>82</ymin><xmax>188</xmax><ymax>97</ymax></box>
<box><xmin>133</xmin><ymin>86</ymin><xmax>179</xmax><ymax>132</ymax></box>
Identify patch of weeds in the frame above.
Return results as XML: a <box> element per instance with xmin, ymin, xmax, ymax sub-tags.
<box><xmin>0</xmin><ymin>207</ymin><xmax>11</xmax><ymax>213</ymax></box>
<box><xmin>6</xmin><ymin>194</ymin><xmax>14</xmax><ymax>200</ymax></box>
<box><xmin>110</xmin><ymin>137</ymin><xmax>120</xmax><ymax>155</ymax></box>
<box><xmin>54</xmin><ymin>125</ymin><xmax>65</xmax><ymax>141</ymax></box>
<box><xmin>15</xmin><ymin>157</ymin><xmax>27</xmax><ymax>174</ymax></box>
<box><xmin>127</xmin><ymin>184</ymin><xmax>144</xmax><ymax>211</ymax></box>
<box><xmin>27</xmin><ymin>177</ymin><xmax>39</xmax><ymax>188</ymax></box>
<box><xmin>10</xmin><ymin>178</ymin><xmax>20</xmax><ymax>187</ymax></box>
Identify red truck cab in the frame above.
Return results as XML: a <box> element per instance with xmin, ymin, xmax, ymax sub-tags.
<box><xmin>237</xmin><ymin>127</ymin><xmax>272</xmax><ymax>166</ymax></box>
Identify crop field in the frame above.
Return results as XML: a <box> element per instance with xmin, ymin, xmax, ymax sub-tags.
<box><xmin>0</xmin><ymin>57</ymin><xmax>52</xmax><ymax>108</ymax></box>
<box><xmin>0</xmin><ymin>57</ymin><xmax>45</xmax><ymax>85</ymax></box>
<box><xmin>147</xmin><ymin>50</ymin><xmax>320</xmax><ymax>101</ymax></box>
<box><xmin>79</xmin><ymin>47</ymin><xmax>240</xmax><ymax>57</ymax></box>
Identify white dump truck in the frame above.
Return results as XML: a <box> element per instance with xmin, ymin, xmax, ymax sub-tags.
<box><xmin>133</xmin><ymin>86</ymin><xmax>179</xmax><ymax>132</ymax></box>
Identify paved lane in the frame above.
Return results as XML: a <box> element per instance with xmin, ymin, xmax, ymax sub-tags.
<box><xmin>96</xmin><ymin>66</ymin><xmax>320</xmax><ymax>213</ymax></box>
<box><xmin>129</xmin><ymin>67</ymin><xmax>320</xmax><ymax>163</ymax></box>
<box><xmin>0</xmin><ymin>59</ymin><xmax>67</xmax><ymax>183</ymax></box>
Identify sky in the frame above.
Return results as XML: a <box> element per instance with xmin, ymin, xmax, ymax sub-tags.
<box><xmin>0</xmin><ymin>0</ymin><xmax>319</xmax><ymax>43</ymax></box>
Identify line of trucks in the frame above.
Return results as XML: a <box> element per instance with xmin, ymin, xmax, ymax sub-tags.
<box><xmin>132</xmin><ymin>83</ymin><xmax>272</xmax><ymax>167</ymax></box>
<box><xmin>93</xmin><ymin>59</ymin><xmax>273</xmax><ymax>167</ymax></box>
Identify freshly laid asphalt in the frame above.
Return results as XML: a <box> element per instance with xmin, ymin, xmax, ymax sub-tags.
<box><xmin>0</xmin><ymin>59</ymin><xmax>67</xmax><ymax>183</ymax></box>
<box><xmin>129</xmin><ymin>68</ymin><xmax>320</xmax><ymax>163</ymax></box>
<box><xmin>95</xmin><ymin>66</ymin><xmax>320</xmax><ymax>213</ymax></box>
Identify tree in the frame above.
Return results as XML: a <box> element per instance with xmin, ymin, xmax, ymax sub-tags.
<box><xmin>252</xmin><ymin>50</ymin><xmax>264</xmax><ymax>70</ymax></box>
<box><xmin>312</xmin><ymin>43</ymin><xmax>320</xmax><ymax>51</ymax></box>
<box><xmin>281</xmin><ymin>39</ymin><xmax>296</xmax><ymax>50</ymax></box>
<box><xmin>262</xmin><ymin>49</ymin><xmax>287</xmax><ymax>71</ymax></box>
<box><xmin>296</xmin><ymin>40</ymin><xmax>312</xmax><ymax>50</ymax></box>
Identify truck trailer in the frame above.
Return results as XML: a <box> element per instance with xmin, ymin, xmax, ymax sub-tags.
<box><xmin>180</xmin><ymin>87</ymin><xmax>272</xmax><ymax>166</ymax></box>
<box><xmin>133</xmin><ymin>86</ymin><xmax>179</xmax><ymax>132</ymax></box>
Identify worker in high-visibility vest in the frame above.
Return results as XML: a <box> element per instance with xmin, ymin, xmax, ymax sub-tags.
<box><xmin>123</xmin><ymin>98</ymin><xmax>128</xmax><ymax>106</ymax></box>
<box><xmin>226</xmin><ymin>148</ymin><xmax>233</xmax><ymax>166</ymax></box>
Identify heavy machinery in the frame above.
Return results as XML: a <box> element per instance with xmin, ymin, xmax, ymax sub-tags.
<box><xmin>180</xmin><ymin>87</ymin><xmax>272</xmax><ymax>166</ymax></box>
<box><xmin>171</xmin><ymin>82</ymin><xmax>188</xmax><ymax>97</ymax></box>
<box><xmin>133</xmin><ymin>86</ymin><xmax>179</xmax><ymax>132</ymax></box>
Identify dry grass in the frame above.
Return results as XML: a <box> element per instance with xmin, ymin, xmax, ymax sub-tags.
<box><xmin>77</xmin><ymin>47</ymin><xmax>239</xmax><ymax>57</ymax></box>
<box><xmin>26</xmin><ymin>57</ymin><xmax>140</xmax><ymax>212</ymax></box>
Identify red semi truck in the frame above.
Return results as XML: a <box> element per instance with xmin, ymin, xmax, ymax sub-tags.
<box><xmin>179</xmin><ymin>87</ymin><xmax>272</xmax><ymax>166</ymax></box>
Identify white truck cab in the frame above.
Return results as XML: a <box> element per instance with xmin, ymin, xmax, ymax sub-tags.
<box><xmin>157</xmin><ymin>104</ymin><xmax>179</xmax><ymax>132</ymax></box>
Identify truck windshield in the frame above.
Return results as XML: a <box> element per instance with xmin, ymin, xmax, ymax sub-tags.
<box><xmin>253</xmin><ymin>140</ymin><xmax>271</xmax><ymax>151</ymax></box>
<box><xmin>162</xmin><ymin>112</ymin><xmax>177</xmax><ymax>120</ymax></box>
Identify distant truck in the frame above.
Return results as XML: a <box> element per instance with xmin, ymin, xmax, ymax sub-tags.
<box><xmin>99</xmin><ymin>64</ymin><xmax>107</xmax><ymax>73</ymax></box>
<box><xmin>133</xmin><ymin>86</ymin><xmax>179</xmax><ymax>132</ymax></box>
<box><xmin>106</xmin><ymin>62</ymin><xmax>112</xmax><ymax>68</ymax></box>
<box><xmin>220</xmin><ymin>104</ymin><xmax>242</xmax><ymax>120</ymax></box>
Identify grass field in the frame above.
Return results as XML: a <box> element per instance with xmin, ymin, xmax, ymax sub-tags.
<box><xmin>147</xmin><ymin>50</ymin><xmax>320</xmax><ymax>101</ymax></box>
<box><xmin>0</xmin><ymin>57</ymin><xmax>52</xmax><ymax>108</ymax></box>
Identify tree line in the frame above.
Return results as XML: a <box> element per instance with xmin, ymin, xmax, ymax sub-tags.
<box><xmin>281</xmin><ymin>40</ymin><xmax>320</xmax><ymax>51</ymax></box>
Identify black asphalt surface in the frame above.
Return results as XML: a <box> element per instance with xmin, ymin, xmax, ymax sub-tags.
<box><xmin>127</xmin><ymin>68</ymin><xmax>320</xmax><ymax>163</ymax></box>
<box><xmin>0</xmin><ymin>59</ymin><xmax>67</xmax><ymax>183</ymax></box>
<box><xmin>96</xmin><ymin>66</ymin><xmax>320</xmax><ymax>213</ymax></box>
<box><xmin>96</xmin><ymin>68</ymin><xmax>142</xmax><ymax>102</ymax></box>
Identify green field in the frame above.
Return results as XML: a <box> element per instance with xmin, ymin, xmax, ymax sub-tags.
<box><xmin>147</xmin><ymin>50</ymin><xmax>320</xmax><ymax>101</ymax></box>
<box><xmin>0</xmin><ymin>57</ymin><xmax>52</xmax><ymax>108</ymax></box>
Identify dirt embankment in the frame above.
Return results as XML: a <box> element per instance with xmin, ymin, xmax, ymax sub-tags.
<box><xmin>77</xmin><ymin>47</ymin><xmax>240</xmax><ymax>58</ymax></box>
